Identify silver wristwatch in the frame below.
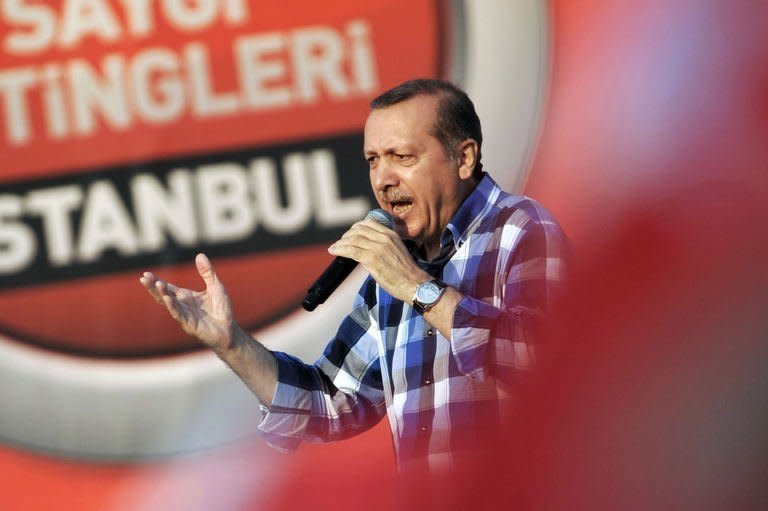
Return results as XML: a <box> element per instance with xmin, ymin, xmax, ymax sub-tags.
<box><xmin>412</xmin><ymin>279</ymin><xmax>446</xmax><ymax>314</ymax></box>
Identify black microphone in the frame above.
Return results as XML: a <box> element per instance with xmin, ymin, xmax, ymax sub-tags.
<box><xmin>302</xmin><ymin>209</ymin><xmax>394</xmax><ymax>311</ymax></box>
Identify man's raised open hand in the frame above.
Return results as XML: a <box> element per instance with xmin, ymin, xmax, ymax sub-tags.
<box><xmin>139</xmin><ymin>253</ymin><xmax>236</xmax><ymax>352</ymax></box>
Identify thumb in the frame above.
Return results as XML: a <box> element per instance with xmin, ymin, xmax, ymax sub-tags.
<box><xmin>195</xmin><ymin>253</ymin><xmax>219</xmax><ymax>289</ymax></box>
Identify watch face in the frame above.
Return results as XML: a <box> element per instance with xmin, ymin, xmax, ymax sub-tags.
<box><xmin>418</xmin><ymin>281</ymin><xmax>441</xmax><ymax>303</ymax></box>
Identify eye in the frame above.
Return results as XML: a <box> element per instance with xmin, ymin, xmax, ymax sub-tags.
<box><xmin>394</xmin><ymin>153</ymin><xmax>416</xmax><ymax>165</ymax></box>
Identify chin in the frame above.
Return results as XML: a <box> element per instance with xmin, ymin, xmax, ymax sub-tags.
<box><xmin>391</xmin><ymin>214</ymin><xmax>422</xmax><ymax>239</ymax></box>
<box><xmin>393</xmin><ymin>223</ymin><xmax>410</xmax><ymax>239</ymax></box>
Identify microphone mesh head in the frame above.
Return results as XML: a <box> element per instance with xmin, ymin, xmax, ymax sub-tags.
<box><xmin>365</xmin><ymin>208</ymin><xmax>394</xmax><ymax>230</ymax></box>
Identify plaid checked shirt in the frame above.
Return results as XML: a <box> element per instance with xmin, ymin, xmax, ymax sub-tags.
<box><xmin>257</xmin><ymin>174</ymin><xmax>567</xmax><ymax>469</ymax></box>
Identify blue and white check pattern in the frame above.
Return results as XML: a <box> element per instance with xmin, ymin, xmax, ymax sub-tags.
<box><xmin>257</xmin><ymin>174</ymin><xmax>567</xmax><ymax>469</ymax></box>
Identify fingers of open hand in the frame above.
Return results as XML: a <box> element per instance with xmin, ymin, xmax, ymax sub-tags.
<box><xmin>162</xmin><ymin>293</ymin><xmax>192</xmax><ymax>327</ymax></box>
<box><xmin>157</xmin><ymin>280</ymin><xmax>188</xmax><ymax>305</ymax></box>
<box><xmin>158</xmin><ymin>286</ymin><xmax>209</xmax><ymax>338</ymax></box>
<box><xmin>140</xmin><ymin>272</ymin><xmax>193</xmax><ymax>317</ymax></box>
<box><xmin>139</xmin><ymin>262</ymin><xmax>228</xmax><ymax>345</ymax></box>
<box><xmin>139</xmin><ymin>272</ymin><xmax>166</xmax><ymax>304</ymax></box>
<box><xmin>195</xmin><ymin>253</ymin><xmax>221</xmax><ymax>290</ymax></box>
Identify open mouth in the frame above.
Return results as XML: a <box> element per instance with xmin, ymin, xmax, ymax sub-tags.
<box><xmin>390</xmin><ymin>200</ymin><xmax>413</xmax><ymax>216</ymax></box>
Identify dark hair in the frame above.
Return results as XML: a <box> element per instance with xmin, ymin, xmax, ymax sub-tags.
<box><xmin>370</xmin><ymin>78</ymin><xmax>483</xmax><ymax>176</ymax></box>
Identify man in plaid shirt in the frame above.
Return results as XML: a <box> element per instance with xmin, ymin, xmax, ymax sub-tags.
<box><xmin>140</xmin><ymin>79</ymin><xmax>566</xmax><ymax>470</ymax></box>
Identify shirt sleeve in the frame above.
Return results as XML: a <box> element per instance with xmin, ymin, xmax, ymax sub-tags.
<box><xmin>257</xmin><ymin>281</ymin><xmax>387</xmax><ymax>451</ymax></box>
<box><xmin>449</xmin><ymin>210</ymin><xmax>567</xmax><ymax>386</ymax></box>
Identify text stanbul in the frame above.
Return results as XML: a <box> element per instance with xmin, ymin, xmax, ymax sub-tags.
<box><xmin>0</xmin><ymin>149</ymin><xmax>370</xmax><ymax>275</ymax></box>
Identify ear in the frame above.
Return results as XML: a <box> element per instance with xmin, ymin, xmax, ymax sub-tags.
<box><xmin>457</xmin><ymin>139</ymin><xmax>479</xmax><ymax>180</ymax></box>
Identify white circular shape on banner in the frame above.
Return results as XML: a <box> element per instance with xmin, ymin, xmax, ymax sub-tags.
<box><xmin>0</xmin><ymin>0</ymin><xmax>550</xmax><ymax>460</ymax></box>
<box><xmin>463</xmin><ymin>0</ymin><xmax>551</xmax><ymax>193</ymax></box>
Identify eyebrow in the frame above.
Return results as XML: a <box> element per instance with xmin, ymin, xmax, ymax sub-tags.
<box><xmin>364</xmin><ymin>144</ymin><xmax>416</xmax><ymax>156</ymax></box>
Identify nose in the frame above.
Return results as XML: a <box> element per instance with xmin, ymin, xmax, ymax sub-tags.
<box><xmin>371</xmin><ymin>157</ymin><xmax>399</xmax><ymax>192</ymax></box>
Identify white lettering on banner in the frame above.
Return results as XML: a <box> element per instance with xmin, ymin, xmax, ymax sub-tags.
<box><xmin>197</xmin><ymin>163</ymin><xmax>256</xmax><ymax>243</ymax></box>
<box><xmin>236</xmin><ymin>32</ymin><xmax>295</xmax><ymax>109</ymax></box>
<box><xmin>293</xmin><ymin>26</ymin><xmax>349</xmax><ymax>101</ymax></box>
<box><xmin>186</xmin><ymin>43</ymin><xmax>240</xmax><ymax>117</ymax></box>
<box><xmin>252</xmin><ymin>157</ymin><xmax>312</xmax><ymax>234</ymax></box>
<box><xmin>133</xmin><ymin>170</ymin><xmax>198</xmax><ymax>252</ymax></box>
<box><xmin>117</xmin><ymin>0</ymin><xmax>155</xmax><ymax>38</ymax></box>
<box><xmin>163</xmin><ymin>0</ymin><xmax>245</xmax><ymax>31</ymax></box>
<box><xmin>40</xmin><ymin>64</ymin><xmax>69</xmax><ymax>139</ymax></box>
<box><xmin>1</xmin><ymin>0</ymin><xmax>58</xmax><ymax>54</ymax></box>
<box><xmin>130</xmin><ymin>49</ymin><xmax>185</xmax><ymax>123</ymax></box>
<box><xmin>26</xmin><ymin>185</ymin><xmax>83</xmax><ymax>266</ymax></box>
<box><xmin>1</xmin><ymin>0</ymin><xmax>249</xmax><ymax>53</ymax></box>
<box><xmin>0</xmin><ymin>68</ymin><xmax>36</xmax><ymax>143</ymax></box>
<box><xmin>69</xmin><ymin>56</ymin><xmax>131</xmax><ymax>134</ymax></box>
<box><xmin>309</xmin><ymin>150</ymin><xmax>370</xmax><ymax>227</ymax></box>
<box><xmin>58</xmin><ymin>0</ymin><xmax>123</xmax><ymax>49</ymax></box>
<box><xmin>0</xmin><ymin>20</ymin><xmax>378</xmax><ymax>145</ymax></box>
<box><xmin>0</xmin><ymin>196</ymin><xmax>35</xmax><ymax>273</ymax></box>
<box><xmin>0</xmin><ymin>149</ymin><xmax>370</xmax><ymax>274</ymax></box>
<box><xmin>78</xmin><ymin>180</ymin><xmax>140</xmax><ymax>262</ymax></box>
<box><xmin>347</xmin><ymin>20</ymin><xmax>378</xmax><ymax>94</ymax></box>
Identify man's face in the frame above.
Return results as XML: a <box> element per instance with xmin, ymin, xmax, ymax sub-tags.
<box><xmin>364</xmin><ymin>95</ymin><xmax>469</xmax><ymax>255</ymax></box>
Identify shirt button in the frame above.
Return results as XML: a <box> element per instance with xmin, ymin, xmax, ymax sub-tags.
<box><xmin>424</xmin><ymin>378</ymin><xmax>431</xmax><ymax>385</ymax></box>
<box><xmin>420</xmin><ymin>426</ymin><xmax>428</xmax><ymax>432</ymax></box>
<box><xmin>426</xmin><ymin>329</ymin><xmax>434</xmax><ymax>336</ymax></box>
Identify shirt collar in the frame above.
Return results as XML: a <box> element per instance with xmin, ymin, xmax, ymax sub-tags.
<box><xmin>406</xmin><ymin>173</ymin><xmax>500</xmax><ymax>268</ymax></box>
<box><xmin>442</xmin><ymin>173</ymin><xmax>499</xmax><ymax>249</ymax></box>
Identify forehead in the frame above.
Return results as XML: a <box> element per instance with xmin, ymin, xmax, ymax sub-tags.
<box><xmin>364</xmin><ymin>94</ymin><xmax>440</xmax><ymax>148</ymax></box>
